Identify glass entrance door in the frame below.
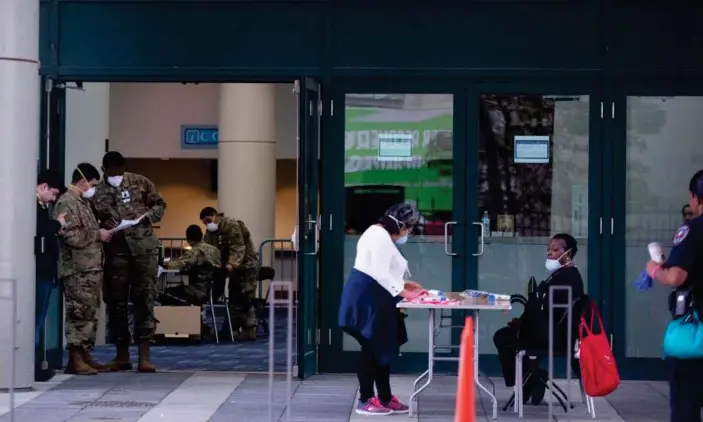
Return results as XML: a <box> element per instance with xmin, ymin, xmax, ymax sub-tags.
<box><xmin>37</xmin><ymin>77</ymin><xmax>65</xmax><ymax>376</ymax></box>
<box><xmin>320</xmin><ymin>81</ymin><xmax>468</xmax><ymax>373</ymax></box>
<box><xmin>318</xmin><ymin>79</ymin><xmax>606</xmax><ymax>375</ymax></box>
<box><xmin>296</xmin><ymin>78</ymin><xmax>320</xmax><ymax>378</ymax></box>
<box><xmin>611</xmin><ymin>83</ymin><xmax>703</xmax><ymax>379</ymax></box>
<box><xmin>466</xmin><ymin>83</ymin><xmax>603</xmax><ymax>376</ymax></box>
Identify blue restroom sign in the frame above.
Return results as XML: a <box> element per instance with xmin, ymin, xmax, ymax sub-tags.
<box><xmin>181</xmin><ymin>125</ymin><xmax>218</xmax><ymax>149</ymax></box>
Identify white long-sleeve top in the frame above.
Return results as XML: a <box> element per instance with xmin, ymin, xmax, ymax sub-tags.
<box><xmin>353</xmin><ymin>224</ymin><xmax>407</xmax><ymax>296</ymax></box>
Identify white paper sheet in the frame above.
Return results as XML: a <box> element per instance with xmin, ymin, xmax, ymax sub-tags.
<box><xmin>111</xmin><ymin>214</ymin><xmax>145</xmax><ymax>233</ymax></box>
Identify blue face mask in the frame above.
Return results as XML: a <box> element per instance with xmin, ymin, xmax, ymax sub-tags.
<box><xmin>395</xmin><ymin>235</ymin><xmax>408</xmax><ymax>245</ymax></box>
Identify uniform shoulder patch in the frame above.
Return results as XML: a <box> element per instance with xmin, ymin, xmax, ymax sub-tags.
<box><xmin>673</xmin><ymin>225</ymin><xmax>690</xmax><ymax>246</ymax></box>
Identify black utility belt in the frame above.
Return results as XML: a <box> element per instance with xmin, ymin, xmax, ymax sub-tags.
<box><xmin>669</xmin><ymin>289</ymin><xmax>695</xmax><ymax>318</ymax></box>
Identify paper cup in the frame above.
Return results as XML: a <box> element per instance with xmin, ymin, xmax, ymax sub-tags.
<box><xmin>648</xmin><ymin>242</ymin><xmax>664</xmax><ymax>263</ymax></box>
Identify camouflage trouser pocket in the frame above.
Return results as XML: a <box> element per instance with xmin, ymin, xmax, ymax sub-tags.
<box><xmin>240</xmin><ymin>282</ymin><xmax>257</xmax><ymax>295</ymax></box>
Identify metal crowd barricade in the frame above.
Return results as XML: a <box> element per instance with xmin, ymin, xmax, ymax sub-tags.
<box><xmin>159</xmin><ymin>237</ymin><xmax>188</xmax><ymax>262</ymax></box>
<box><xmin>257</xmin><ymin>239</ymin><xmax>297</xmax><ymax>300</ymax></box>
<box><xmin>0</xmin><ymin>279</ymin><xmax>17</xmax><ymax>422</ymax></box>
<box><xmin>548</xmin><ymin>285</ymin><xmax>573</xmax><ymax>422</ymax></box>
<box><xmin>258</xmin><ymin>239</ymin><xmax>298</xmax><ymax>369</ymax></box>
<box><xmin>268</xmin><ymin>280</ymin><xmax>294</xmax><ymax>422</ymax></box>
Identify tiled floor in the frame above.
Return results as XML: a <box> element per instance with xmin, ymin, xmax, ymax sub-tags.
<box><xmin>0</xmin><ymin>372</ymin><xmax>682</xmax><ymax>422</ymax></box>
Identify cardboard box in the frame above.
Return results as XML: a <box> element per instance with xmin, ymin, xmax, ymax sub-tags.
<box><xmin>154</xmin><ymin>306</ymin><xmax>201</xmax><ymax>338</ymax></box>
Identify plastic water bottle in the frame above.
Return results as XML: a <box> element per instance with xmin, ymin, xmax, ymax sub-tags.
<box><xmin>482</xmin><ymin>211</ymin><xmax>491</xmax><ymax>235</ymax></box>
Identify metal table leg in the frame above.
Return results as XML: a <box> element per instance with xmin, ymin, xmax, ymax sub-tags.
<box><xmin>474</xmin><ymin>311</ymin><xmax>498</xmax><ymax>419</ymax></box>
<box><xmin>409</xmin><ymin>309</ymin><xmax>435</xmax><ymax>417</ymax></box>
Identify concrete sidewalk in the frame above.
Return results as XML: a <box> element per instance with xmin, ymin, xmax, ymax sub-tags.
<box><xmin>0</xmin><ymin>372</ymin><xmax>674</xmax><ymax>422</ymax></box>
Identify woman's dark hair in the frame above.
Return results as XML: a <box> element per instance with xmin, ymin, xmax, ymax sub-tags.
<box><xmin>552</xmin><ymin>233</ymin><xmax>578</xmax><ymax>259</ymax></box>
<box><xmin>379</xmin><ymin>215</ymin><xmax>402</xmax><ymax>235</ymax></box>
<box><xmin>378</xmin><ymin>203</ymin><xmax>420</xmax><ymax>235</ymax></box>
<box><xmin>689</xmin><ymin>169</ymin><xmax>703</xmax><ymax>199</ymax></box>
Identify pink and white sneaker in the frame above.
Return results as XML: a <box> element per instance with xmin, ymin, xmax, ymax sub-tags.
<box><xmin>381</xmin><ymin>396</ymin><xmax>410</xmax><ymax>414</ymax></box>
<box><xmin>355</xmin><ymin>397</ymin><xmax>392</xmax><ymax>416</ymax></box>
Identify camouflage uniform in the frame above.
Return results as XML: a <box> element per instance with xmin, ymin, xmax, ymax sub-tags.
<box><xmin>92</xmin><ymin>172</ymin><xmax>165</xmax><ymax>371</ymax></box>
<box><xmin>54</xmin><ymin>188</ymin><xmax>106</xmax><ymax>375</ymax></box>
<box><xmin>204</xmin><ymin>215</ymin><xmax>259</xmax><ymax>338</ymax></box>
<box><xmin>163</xmin><ymin>241</ymin><xmax>221</xmax><ymax>305</ymax></box>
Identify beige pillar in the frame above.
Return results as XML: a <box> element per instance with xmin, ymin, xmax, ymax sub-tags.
<box><xmin>218</xmin><ymin>84</ymin><xmax>277</xmax><ymax>267</ymax></box>
<box><xmin>0</xmin><ymin>0</ymin><xmax>40</xmax><ymax>389</ymax></box>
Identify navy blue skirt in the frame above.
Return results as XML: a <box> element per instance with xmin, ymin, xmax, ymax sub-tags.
<box><xmin>338</xmin><ymin>268</ymin><xmax>407</xmax><ymax>366</ymax></box>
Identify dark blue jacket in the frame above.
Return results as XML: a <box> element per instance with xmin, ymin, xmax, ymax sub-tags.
<box><xmin>339</xmin><ymin>268</ymin><xmax>407</xmax><ymax>365</ymax></box>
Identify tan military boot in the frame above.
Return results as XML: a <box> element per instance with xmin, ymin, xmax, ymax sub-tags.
<box><xmin>233</xmin><ymin>327</ymin><xmax>257</xmax><ymax>342</ymax></box>
<box><xmin>103</xmin><ymin>344</ymin><xmax>133</xmax><ymax>371</ymax></box>
<box><xmin>137</xmin><ymin>342</ymin><xmax>156</xmax><ymax>373</ymax></box>
<box><xmin>81</xmin><ymin>348</ymin><xmax>109</xmax><ymax>372</ymax></box>
<box><xmin>65</xmin><ymin>347</ymin><xmax>97</xmax><ymax>375</ymax></box>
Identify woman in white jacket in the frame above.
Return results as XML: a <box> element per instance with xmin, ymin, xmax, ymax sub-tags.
<box><xmin>338</xmin><ymin>203</ymin><xmax>426</xmax><ymax>416</ymax></box>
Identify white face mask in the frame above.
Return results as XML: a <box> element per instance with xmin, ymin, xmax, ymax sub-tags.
<box><xmin>107</xmin><ymin>175</ymin><xmax>123</xmax><ymax>187</ymax></box>
<box><xmin>545</xmin><ymin>249</ymin><xmax>571</xmax><ymax>273</ymax></box>
<box><xmin>395</xmin><ymin>234</ymin><xmax>408</xmax><ymax>245</ymax></box>
<box><xmin>545</xmin><ymin>259</ymin><xmax>561</xmax><ymax>273</ymax></box>
<box><xmin>82</xmin><ymin>187</ymin><xmax>96</xmax><ymax>199</ymax></box>
<box><xmin>206</xmin><ymin>222</ymin><xmax>219</xmax><ymax>232</ymax></box>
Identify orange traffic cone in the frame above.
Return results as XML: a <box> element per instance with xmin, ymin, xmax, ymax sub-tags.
<box><xmin>455</xmin><ymin>316</ymin><xmax>475</xmax><ymax>422</ymax></box>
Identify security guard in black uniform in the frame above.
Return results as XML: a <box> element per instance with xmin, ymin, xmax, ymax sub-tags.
<box><xmin>646</xmin><ymin>169</ymin><xmax>703</xmax><ymax>422</ymax></box>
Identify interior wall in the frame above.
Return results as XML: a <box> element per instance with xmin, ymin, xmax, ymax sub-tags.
<box><xmin>109</xmin><ymin>83</ymin><xmax>297</xmax><ymax>160</ymax></box>
<box><xmin>126</xmin><ymin>158</ymin><xmax>297</xmax><ymax>240</ymax></box>
<box><xmin>64</xmin><ymin>83</ymin><xmax>110</xmax><ymax>183</ymax></box>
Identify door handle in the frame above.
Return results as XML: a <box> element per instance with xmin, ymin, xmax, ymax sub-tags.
<box><xmin>304</xmin><ymin>215</ymin><xmax>318</xmax><ymax>256</ymax></box>
<box><xmin>472</xmin><ymin>222</ymin><xmax>485</xmax><ymax>257</ymax></box>
<box><xmin>314</xmin><ymin>214</ymin><xmax>321</xmax><ymax>254</ymax></box>
<box><xmin>444</xmin><ymin>221</ymin><xmax>457</xmax><ymax>256</ymax></box>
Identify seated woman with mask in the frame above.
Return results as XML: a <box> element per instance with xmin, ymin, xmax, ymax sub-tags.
<box><xmin>493</xmin><ymin>233</ymin><xmax>585</xmax><ymax>388</ymax></box>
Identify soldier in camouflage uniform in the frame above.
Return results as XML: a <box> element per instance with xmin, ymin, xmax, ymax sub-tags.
<box><xmin>55</xmin><ymin>163</ymin><xmax>113</xmax><ymax>375</ymax></box>
<box><xmin>200</xmin><ymin>207</ymin><xmax>259</xmax><ymax>341</ymax></box>
<box><xmin>160</xmin><ymin>225</ymin><xmax>221</xmax><ymax>306</ymax></box>
<box><xmin>92</xmin><ymin>151</ymin><xmax>166</xmax><ymax>372</ymax></box>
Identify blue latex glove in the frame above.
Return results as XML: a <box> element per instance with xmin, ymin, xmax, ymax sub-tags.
<box><xmin>634</xmin><ymin>269</ymin><xmax>653</xmax><ymax>292</ymax></box>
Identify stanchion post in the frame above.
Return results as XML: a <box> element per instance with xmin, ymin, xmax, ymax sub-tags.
<box><xmin>0</xmin><ymin>279</ymin><xmax>17</xmax><ymax>422</ymax></box>
<box><xmin>268</xmin><ymin>280</ymin><xmax>294</xmax><ymax>422</ymax></box>
<box><xmin>455</xmin><ymin>316</ymin><xmax>475</xmax><ymax>422</ymax></box>
<box><xmin>548</xmin><ymin>285</ymin><xmax>573</xmax><ymax>422</ymax></box>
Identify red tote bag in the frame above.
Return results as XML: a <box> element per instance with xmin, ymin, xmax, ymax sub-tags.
<box><xmin>579</xmin><ymin>302</ymin><xmax>620</xmax><ymax>397</ymax></box>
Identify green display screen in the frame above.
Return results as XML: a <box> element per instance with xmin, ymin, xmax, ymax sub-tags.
<box><xmin>344</xmin><ymin>107</ymin><xmax>453</xmax><ymax>212</ymax></box>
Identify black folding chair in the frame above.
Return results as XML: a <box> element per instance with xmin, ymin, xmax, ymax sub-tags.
<box><xmin>251</xmin><ymin>266</ymin><xmax>275</xmax><ymax>335</ymax></box>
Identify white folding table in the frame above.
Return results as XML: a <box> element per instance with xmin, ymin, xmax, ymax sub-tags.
<box><xmin>398</xmin><ymin>298</ymin><xmax>511</xmax><ymax>419</ymax></box>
